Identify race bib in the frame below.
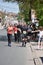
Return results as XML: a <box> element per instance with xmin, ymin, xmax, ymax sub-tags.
<box><xmin>23</xmin><ymin>31</ymin><xmax>26</xmax><ymax>34</ymax></box>
<box><xmin>15</xmin><ymin>31</ymin><xmax>17</xmax><ymax>34</ymax></box>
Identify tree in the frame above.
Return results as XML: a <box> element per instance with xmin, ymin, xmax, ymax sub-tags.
<box><xmin>4</xmin><ymin>0</ymin><xmax>43</xmax><ymax>26</ymax></box>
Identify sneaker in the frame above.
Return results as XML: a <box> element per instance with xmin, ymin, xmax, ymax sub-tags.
<box><xmin>8</xmin><ymin>44</ymin><xmax>11</xmax><ymax>47</ymax></box>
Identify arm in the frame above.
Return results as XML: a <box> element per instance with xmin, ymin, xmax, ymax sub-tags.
<box><xmin>31</xmin><ymin>30</ymin><xmax>40</xmax><ymax>33</ymax></box>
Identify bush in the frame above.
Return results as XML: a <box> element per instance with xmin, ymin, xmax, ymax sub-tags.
<box><xmin>39</xmin><ymin>20</ymin><xmax>43</xmax><ymax>26</ymax></box>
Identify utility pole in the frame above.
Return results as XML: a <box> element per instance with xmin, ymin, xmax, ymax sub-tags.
<box><xmin>29</xmin><ymin>0</ymin><xmax>32</xmax><ymax>21</ymax></box>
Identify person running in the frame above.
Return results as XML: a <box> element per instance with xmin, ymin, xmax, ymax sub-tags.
<box><xmin>7</xmin><ymin>23</ymin><xmax>13</xmax><ymax>47</ymax></box>
<box><xmin>17</xmin><ymin>23</ymin><xmax>22</xmax><ymax>42</ymax></box>
<box><xmin>13</xmin><ymin>24</ymin><xmax>18</xmax><ymax>42</ymax></box>
<box><xmin>21</xmin><ymin>23</ymin><xmax>28</xmax><ymax>47</ymax></box>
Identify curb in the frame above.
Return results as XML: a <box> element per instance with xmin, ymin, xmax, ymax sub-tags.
<box><xmin>30</xmin><ymin>43</ymin><xmax>42</xmax><ymax>65</ymax></box>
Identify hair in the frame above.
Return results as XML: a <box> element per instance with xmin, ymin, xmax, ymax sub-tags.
<box><xmin>39</xmin><ymin>26</ymin><xmax>43</xmax><ymax>30</ymax></box>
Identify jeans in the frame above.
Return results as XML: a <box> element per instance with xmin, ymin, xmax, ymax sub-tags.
<box><xmin>7</xmin><ymin>34</ymin><xmax>12</xmax><ymax>46</ymax></box>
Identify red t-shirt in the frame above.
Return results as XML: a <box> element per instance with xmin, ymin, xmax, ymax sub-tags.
<box><xmin>7</xmin><ymin>26</ymin><xmax>13</xmax><ymax>34</ymax></box>
<box><xmin>13</xmin><ymin>26</ymin><xmax>18</xmax><ymax>34</ymax></box>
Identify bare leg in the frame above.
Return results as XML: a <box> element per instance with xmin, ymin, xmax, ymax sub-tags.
<box><xmin>38</xmin><ymin>37</ymin><xmax>41</xmax><ymax>49</ymax></box>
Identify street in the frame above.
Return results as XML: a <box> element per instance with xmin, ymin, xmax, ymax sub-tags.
<box><xmin>0</xmin><ymin>41</ymin><xmax>34</xmax><ymax>65</ymax></box>
<box><xmin>0</xmin><ymin>29</ymin><xmax>43</xmax><ymax>65</ymax></box>
<box><xmin>0</xmin><ymin>29</ymin><xmax>34</xmax><ymax>65</ymax></box>
<box><xmin>0</xmin><ymin>0</ymin><xmax>43</xmax><ymax>65</ymax></box>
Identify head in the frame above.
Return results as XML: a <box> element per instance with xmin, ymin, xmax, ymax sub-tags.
<box><xmin>39</xmin><ymin>26</ymin><xmax>43</xmax><ymax>31</ymax></box>
<box><xmin>9</xmin><ymin>23</ymin><xmax>12</xmax><ymax>27</ymax></box>
<box><xmin>14</xmin><ymin>24</ymin><xmax>17</xmax><ymax>27</ymax></box>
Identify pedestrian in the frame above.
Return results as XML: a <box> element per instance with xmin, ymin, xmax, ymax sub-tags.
<box><xmin>13</xmin><ymin>24</ymin><xmax>18</xmax><ymax>42</ymax></box>
<box><xmin>21</xmin><ymin>23</ymin><xmax>28</xmax><ymax>47</ymax></box>
<box><xmin>17</xmin><ymin>28</ymin><xmax>21</xmax><ymax>42</ymax></box>
<box><xmin>38</xmin><ymin>26</ymin><xmax>43</xmax><ymax>49</ymax></box>
<box><xmin>7</xmin><ymin>23</ymin><xmax>13</xmax><ymax>47</ymax></box>
<box><xmin>17</xmin><ymin>23</ymin><xmax>22</xmax><ymax>42</ymax></box>
<box><xmin>27</xmin><ymin>25</ymin><xmax>32</xmax><ymax>42</ymax></box>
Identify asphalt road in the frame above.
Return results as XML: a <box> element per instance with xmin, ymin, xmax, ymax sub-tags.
<box><xmin>0</xmin><ymin>29</ymin><xmax>34</xmax><ymax>65</ymax></box>
<box><xmin>0</xmin><ymin>41</ymin><xmax>34</xmax><ymax>65</ymax></box>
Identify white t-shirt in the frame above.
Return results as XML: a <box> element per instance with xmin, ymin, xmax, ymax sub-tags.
<box><xmin>38</xmin><ymin>30</ymin><xmax>43</xmax><ymax>38</ymax></box>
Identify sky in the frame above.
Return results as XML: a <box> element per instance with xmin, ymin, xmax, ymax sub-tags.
<box><xmin>0</xmin><ymin>0</ymin><xmax>19</xmax><ymax>13</ymax></box>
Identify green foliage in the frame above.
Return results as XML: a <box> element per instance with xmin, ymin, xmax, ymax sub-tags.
<box><xmin>4</xmin><ymin>0</ymin><xmax>43</xmax><ymax>25</ymax></box>
<box><xmin>39</xmin><ymin>20</ymin><xmax>43</xmax><ymax>26</ymax></box>
<box><xmin>36</xmin><ymin>2</ymin><xmax>43</xmax><ymax>26</ymax></box>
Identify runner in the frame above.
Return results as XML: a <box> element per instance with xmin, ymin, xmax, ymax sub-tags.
<box><xmin>7</xmin><ymin>23</ymin><xmax>13</xmax><ymax>47</ymax></box>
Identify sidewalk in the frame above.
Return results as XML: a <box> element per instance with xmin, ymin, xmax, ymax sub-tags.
<box><xmin>30</xmin><ymin>42</ymin><xmax>43</xmax><ymax>65</ymax></box>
